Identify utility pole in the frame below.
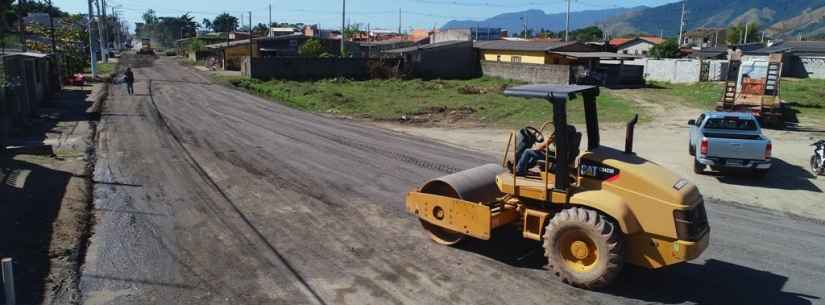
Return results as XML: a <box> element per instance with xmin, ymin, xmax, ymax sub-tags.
<box><xmin>398</xmin><ymin>8</ymin><xmax>402</xmax><ymax>35</ymax></box>
<box><xmin>340</xmin><ymin>0</ymin><xmax>345</xmax><ymax>57</ymax></box>
<box><xmin>94</xmin><ymin>0</ymin><xmax>107</xmax><ymax>63</ymax></box>
<box><xmin>761</xmin><ymin>31</ymin><xmax>765</xmax><ymax>43</ymax></box>
<box><xmin>268</xmin><ymin>2</ymin><xmax>272</xmax><ymax>37</ymax></box>
<box><xmin>47</xmin><ymin>0</ymin><xmax>57</xmax><ymax>53</ymax></box>
<box><xmin>18</xmin><ymin>0</ymin><xmax>26</xmax><ymax>51</ymax></box>
<box><xmin>521</xmin><ymin>16</ymin><xmax>527</xmax><ymax>39</ymax></box>
<box><xmin>87</xmin><ymin>0</ymin><xmax>97</xmax><ymax>77</ymax></box>
<box><xmin>677</xmin><ymin>0</ymin><xmax>686</xmax><ymax>47</ymax></box>
<box><xmin>248</xmin><ymin>11</ymin><xmax>252</xmax><ymax>74</ymax></box>
<box><xmin>102</xmin><ymin>0</ymin><xmax>108</xmax><ymax>59</ymax></box>
<box><xmin>565</xmin><ymin>0</ymin><xmax>571</xmax><ymax>41</ymax></box>
<box><xmin>743</xmin><ymin>22</ymin><xmax>749</xmax><ymax>44</ymax></box>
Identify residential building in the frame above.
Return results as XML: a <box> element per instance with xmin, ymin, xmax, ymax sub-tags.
<box><xmin>303</xmin><ymin>25</ymin><xmax>341</xmax><ymax>40</ymax></box>
<box><xmin>747</xmin><ymin>40</ymin><xmax>825</xmax><ymax>79</ymax></box>
<box><xmin>475</xmin><ymin>40</ymin><xmax>597</xmax><ymax>65</ymax></box>
<box><xmin>683</xmin><ymin>28</ymin><xmax>726</xmax><ymax>48</ymax></box>
<box><xmin>611</xmin><ymin>36</ymin><xmax>665</xmax><ymax>56</ymax></box>
<box><xmin>431</xmin><ymin>28</ymin><xmax>503</xmax><ymax>43</ymax></box>
<box><xmin>270</xmin><ymin>27</ymin><xmax>298</xmax><ymax>37</ymax></box>
<box><xmin>384</xmin><ymin>40</ymin><xmax>479</xmax><ymax>79</ymax></box>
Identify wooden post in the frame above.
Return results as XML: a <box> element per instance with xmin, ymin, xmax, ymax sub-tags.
<box><xmin>2</xmin><ymin>258</ymin><xmax>15</xmax><ymax>305</ymax></box>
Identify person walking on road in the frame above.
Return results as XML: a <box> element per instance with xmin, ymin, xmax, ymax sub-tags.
<box><xmin>124</xmin><ymin>68</ymin><xmax>135</xmax><ymax>95</ymax></box>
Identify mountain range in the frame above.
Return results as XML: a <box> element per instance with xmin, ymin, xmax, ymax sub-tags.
<box><xmin>443</xmin><ymin>0</ymin><xmax>825</xmax><ymax>38</ymax></box>
<box><xmin>441</xmin><ymin>7</ymin><xmax>646</xmax><ymax>34</ymax></box>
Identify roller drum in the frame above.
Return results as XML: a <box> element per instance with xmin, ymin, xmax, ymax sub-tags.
<box><xmin>419</xmin><ymin>164</ymin><xmax>505</xmax><ymax>204</ymax></box>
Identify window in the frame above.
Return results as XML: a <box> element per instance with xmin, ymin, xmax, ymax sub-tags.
<box><xmin>642</xmin><ymin>50</ymin><xmax>648</xmax><ymax>55</ymax></box>
<box><xmin>623</xmin><ymin>50</ymin><xmax>629</xmax><ymax>54</ymax></box>
<box><xmin>511</xmin><ymin>56</ymin><xmax>522</xmax><ymax>63</ymax></box>
<box><xmin>496</xmin><ymin>55</ymin><xmax>501</xmax><ymax>62</ymax></box>
<box><xmin>704</xmin><ymin>117</ymin><xmax>758</xmax><ymax>131</ymax></box>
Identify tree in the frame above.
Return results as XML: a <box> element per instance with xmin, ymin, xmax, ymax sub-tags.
<box><xmin>26</xmin><ymin>14</ymin><xmax>89</xmax><ymax>74</ymax></box>
<box><xmin>342</xmin><ymin>23</ymin><xmax>362</xmax><ymax>39</ymax></box>
<box><xmin>212</xmin><ymin>13</ymin><xmax>238</xmax><ymax>33</ymax></box>
<box><xmin>253</xmin><ymin>23</ymin><xmax>269</xmax><ymax>36</ymax></box>
<box><xmin>189</xmin><ymin>37</ymin><xmax>203</xmax><ymax>52</ymax></box>
<box><xmin>202</xmin><ymin>18</ymin><xmax>212</xmax><ymax>31</ymax></box>
<box><xmin>571</xmin><ymin>26</ymin><xmax>603</xmax><ymax>42</ymax></box>
<box><xmin>726</xmin><ymin>22</ymin><xmax>759</xmax><ymax>45</ymax></box>
<box><xmin>298</xmin><ymin>38</ymin><xmax>325</xmax><ymax>57</ymax></box>
<box><xmin>649</xmin><ymin>38</ymin><xmax>680</xmax><ymax>59</ymax></box>
<box><xmin>142</xmin><ymin>9</ymin><xmax>158</xmax><ymax>25</ymax></box>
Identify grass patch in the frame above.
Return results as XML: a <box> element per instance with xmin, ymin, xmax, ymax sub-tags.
<box><xmin>647</xmin><ymin>81</ymin><xmax>722</xmax><ymax>109</ymax></box>
<box><xmin>778</xmin><ymin>78</ymin><xmax>825</xmax><ymax>118</ymax></box>
<box><xmin>221</xmin><ymin>76</ymin><xmax>644</xmax><ymax>127</ymax></box>
<box><xmin>84</xmin><ymin>62</ymin><xmax>116</xmax><ymax>76</ymax></box>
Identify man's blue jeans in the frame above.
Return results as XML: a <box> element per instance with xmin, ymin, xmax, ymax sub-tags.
<box><xmin>517</xmin><ymin>149</ymin><xmax>545</xmax><ymax>176</ymax></box>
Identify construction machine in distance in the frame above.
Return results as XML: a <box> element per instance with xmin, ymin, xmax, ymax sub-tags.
<box><xmin>405</xmin><ymin>85</ymin><xmax>710</xmax><ymax>289</ymax></box>
<box><xmin>137</xmin><ymin>38</ymin><xmax>156</xmax><ymax>56</ymax></box>
<box><xmin>718</xmin><ymin>53</ymin><xmax>785</xmax><ymax>128</ymax></box>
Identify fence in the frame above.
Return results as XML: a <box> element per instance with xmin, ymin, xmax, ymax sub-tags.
<box><xmin>1</xmin><ymin>53</ymin><xmax>61</xmax><ymax>151</ymax></box>
<box><xmin>245</xmin><ymin>57</ymin><xmax>398</xmax><ymax>80</ymax></box>
<box><xmin>481</xmin><ymin>61</ymin><xmax>570</xmax><ymax>84</ymax></box>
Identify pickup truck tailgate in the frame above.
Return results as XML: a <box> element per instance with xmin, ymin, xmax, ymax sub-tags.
<box><xmin>706</xmin><ymin>133</ymin><xmax>768</xmax><ymax>160</ymax></box>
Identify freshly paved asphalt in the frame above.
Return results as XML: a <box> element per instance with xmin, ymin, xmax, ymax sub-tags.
<box><xmin>80</xmin><ymin>56</ymin><xmax>824</xmax><ymax>305</ymax></box>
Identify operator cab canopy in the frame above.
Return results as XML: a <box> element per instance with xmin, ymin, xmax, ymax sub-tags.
<box><xmin>503</xmin><ymin>84</ymin><xmax>602</xmax><ymax>152</ymax></box>
<box><xmin>504</xmin><ymin>84</ymin><xmax>603</xmax><ymax>191</ymax></box>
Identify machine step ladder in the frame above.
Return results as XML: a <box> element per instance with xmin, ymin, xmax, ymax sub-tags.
<box><xmin>720</xmin><ymin>60</ymin><xmax>740</xmax><ymax>110</ymax></box>
<box><xmin>764</xmin><ymin>61</ymin><xmax>781</xmax><ymax>96</ymax></box>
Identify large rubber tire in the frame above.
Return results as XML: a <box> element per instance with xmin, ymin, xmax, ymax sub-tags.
<box><xmin>689</xmin><ymin>143</ymin><xmax>695</xmax><ymax>156</ymax></box>
<box><xmin>813</xmin><ymin>155</ymin><xmax>824</xmax><ymax>176</ymax></box>
<box><xmin>693</xmin><ymin>158</ymin><xmax>705</xmax><ymax>174</ymax></box>
<box><xmin>543</xmin><ymin>207</ymin><xmax>623</xmax><ymax>289</ymax></box>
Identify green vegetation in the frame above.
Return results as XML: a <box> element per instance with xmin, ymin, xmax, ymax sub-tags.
<box><xmin>649</xmin><ymin>39</ymin><xmax>680</xmax><ymax>59</ymax></box>
<box><xmin>648</xmin><ymin>79</ymin><xmax>825</xmax><ymax>119</ymax></box>
<box><xmin>217</xmin><ymin>76</ymin><xmax>644</xmax><ymax>127</ymax></box>
<box><xmin>86</xmin><ymin>62</ymin><xmax>116</xmax><ymax>76</ymax></box>
<box><xmin>780</xmin><ymin>78</ymin><xmax>825</xmax><ymax>118</ymax></box>
<box><xmin>647</xmin><ymin>81</ymin><xmax>722</xmax><ymax>109</ymax></box>
<box><xmin>298</xmin><ymin>38</ymin><xmax>325</xmax><ymax>57</ymax></box>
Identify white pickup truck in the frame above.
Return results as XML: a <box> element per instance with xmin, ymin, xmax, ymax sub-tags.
<box><xmin>688</xmin><ymin>112</ymin><xmax>772</xmax><ymax>176</ymax></box>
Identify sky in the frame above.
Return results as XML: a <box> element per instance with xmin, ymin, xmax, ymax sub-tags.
<box><xmin>53</xmin><ymin>0</ymin><xmax>680</xmax><ymax>32</ymax></box>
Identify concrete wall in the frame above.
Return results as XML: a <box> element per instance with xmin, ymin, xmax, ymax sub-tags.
<box><xmin>1</xmin><ymin>54</ymin><xmax>57</xmax><ymax>148</ymax></box>
<box><xmin>481</xmin><ymin>50</ymin><xmax>547</xmax><ymax>65</ymax></box>
<box><xmin>481</xmin><ymin>61</ymin><xmax>570</xmax><ymax>84</ymax></box>
<box><xmin>790</xmin><ymin>55</ymin><xmax>825</xmax><ymax>79</ymax></box>
<box><xmin>432</xmin><ymin>30</ymin><xmax>471</xmax><ymax>43</ymax></box>
<box><xmin>247</xmin><ymin>57</ymin><xmax>372</xmax><ymax>80</ymax></box>
<box><xmin>643</xmin><ymin>59</ymin><xmax>702</xmax><ymax>83</ymax></box>
<box><xmin>400</xmin><ymin>41</ymin><xmax>480</xmax><ymax>79</ymax></box>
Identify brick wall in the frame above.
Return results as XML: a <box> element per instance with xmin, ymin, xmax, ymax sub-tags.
<box><xmin>481</xmin><ymin>61</ymin><xmax>570</xmax><ymax>84</ymax></box>
<box><xmin>247</xmin><ymin>57</ymin><xmax>373</xmax><ymax>80</ymax></box>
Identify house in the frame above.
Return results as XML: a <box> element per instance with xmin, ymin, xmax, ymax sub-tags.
<box><xmin>270</xmin><ymin>27</ymin><xmax>298</xmax><ymax>37</ymax></box>
<box><xmin>204</xmin><ymin>39</ymin><xmax>261</xmax><ymax>70</ymax></box>
<box><xmin>687</xmin><ymin>47</ymin><xmax>728</xmax><ymax>60</ymax></box>
<box><xmin>303</xmin><ymin>25</ymin><xmax>341</xmax><ymax>39</ymax></box>
<box><xmin>475</xmin><ymin>40</ymin><xmax>598</xmax><ymax>65</ymax></box>
<box><xmin>611</xmin><ymin>36</ymin><xmax>665</xmax><ymax>56</ymax></box>
<box><xmin>350</xmin><ymin>40</ymin><xmax>412</xmax><ymax>58</ymax></box>
<box><xmin>384</xmin><ymin>40</ymin><xmax>479</xmax><ymax>79</ymax></box>
<box><xmin>474</xmin><ymin>40</ymin><xmax>641</xmax><ymax>86</ymax></box>
<box><xmin>683</xmin><ymin>28</ymin><xmax>726</xmax><ymax>48</ymax></box>
<box><xmin>746</xmin><ymin>40</ymin><xmax>825</xmax><ymax>79</ymax></box>
<box><xmin>431</xmin><ymin>28</ymin><xmax>504</xmax><ymax>43</ymax></box>
<box><xmin>257</xmin><ymin>34</ymin><xmax>340</xmax><ymax>57</ymax></box>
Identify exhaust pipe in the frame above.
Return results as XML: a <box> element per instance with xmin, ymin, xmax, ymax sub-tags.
<box><xmin>625</xmin><ymin>114</ymin><xmax>639</xmax><ymax>154</ymax></box>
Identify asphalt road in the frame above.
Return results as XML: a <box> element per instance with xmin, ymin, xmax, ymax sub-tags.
<box><xmin>80</xmin><ymin>56</ymin><xmax>825</xmax><ymax>305</ymax></box>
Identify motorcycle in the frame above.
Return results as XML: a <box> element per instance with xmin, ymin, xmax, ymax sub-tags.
<box><xmin>812</xmin><ymin>140</ymin><xmax>825</xmax><ymax>176</ymax></box>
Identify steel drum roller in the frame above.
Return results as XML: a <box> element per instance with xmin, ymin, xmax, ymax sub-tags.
<box><xmin>419</xmin><ymin>164</ymin><xmax>505</xmax><ymax>204</ymax></box>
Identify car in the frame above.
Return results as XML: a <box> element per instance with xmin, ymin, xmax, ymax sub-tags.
<box><xmin>688</xmin><ymin>112</ymin><xmax>772</xmax><ymax>176</ymax></box>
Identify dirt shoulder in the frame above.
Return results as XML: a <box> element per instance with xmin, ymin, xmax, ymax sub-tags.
<box><xmin>376</xmin><ymin>89</ymin><xmax>825</xmax><ymax>220</ymax></box>
<box><xmin>0</xmin><ymin>84</ymin><xmax>103</xmax><ymax>304</ymax></box>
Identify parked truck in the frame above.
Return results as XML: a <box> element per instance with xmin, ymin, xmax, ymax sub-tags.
<box><xmin>689</xmin><ymin>112</ymin><xmax>772</xmax><ymax>176</ymax></box>
<box><xmin>717</xmin><ymin>53</ymin><xmax>785</xmax><ymax>128</ymax></box>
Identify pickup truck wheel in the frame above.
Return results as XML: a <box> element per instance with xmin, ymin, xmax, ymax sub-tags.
<box><xmin>812</xmin><ymin>155</ymin><xmax>823</xmax><ymax>176</ymax></box>
<box><xmin>689</xmin><ymin>143</ymin><xmax>695</xmax><ymax>156</ymax></box>
<box><xmin>543</xmin><ymin>207</ymin><xmax>623</xmax><ymax>289</ymax></box>
<box><xmin>693</xmin><ymin>158</ymin><xmax>705</xmax><ymax>174</ymax></box>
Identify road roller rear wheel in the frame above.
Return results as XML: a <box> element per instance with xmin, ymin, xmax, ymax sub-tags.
<box><xmin>543</xmin><ymin>207</ymin><xmax>623</xmax><ymax>289</ymax></box>
<box><xmin>420</xmin><ymin>220</ymin><xmax>465</xmax><ymax>246</ymax></box>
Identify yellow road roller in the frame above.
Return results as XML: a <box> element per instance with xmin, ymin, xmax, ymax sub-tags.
<box><xmin>405</xmin><ymin>84</ymin><xmax>709</xmax><ymax>288</ymax></box>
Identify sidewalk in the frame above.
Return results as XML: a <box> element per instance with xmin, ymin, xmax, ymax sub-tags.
<box><xmin>0</xmin><ymin>83</ymin><xmax>103</xmax><ymax>304</ymax></box>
